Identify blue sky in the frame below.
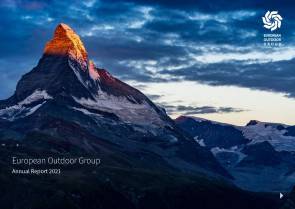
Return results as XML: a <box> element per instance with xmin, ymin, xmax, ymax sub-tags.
<box><xmin>0</xmin><ymin>0</ymin><xmax>295</xmax><ymax>125</ymax></box>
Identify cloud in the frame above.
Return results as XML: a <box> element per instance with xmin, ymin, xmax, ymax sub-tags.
<box><xmin>106</xmin><ymin>0</ymin><xmax>295</xmax><ymax>16</ymax></box>
<box><xmin>146</xmin><ymin>94</ymin><xmax>163</xmax><ymax>100</ymax></box>
<box><xmin>162</xmin><ymin>104</ymin><xmax>245</xmax><ymax>115</ymax></box>
<box><xmin>160</xmin><ymin>58</ymin><xmax>295</xmax><ymax>97</ymax></box>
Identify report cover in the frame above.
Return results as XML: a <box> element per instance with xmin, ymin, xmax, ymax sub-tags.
<box><xmin>0</xmin><ymin>1</ymin><xmax>294</xmax><ymax>209</ymax></box>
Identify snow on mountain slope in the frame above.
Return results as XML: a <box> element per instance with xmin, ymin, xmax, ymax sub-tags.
<box><xmin>14</xmin><ymin>90</ymin><xmax>52</xmax><ymax>105</ymax></box>
<box><xmin>73</xmin><ymin>93</ymin><xmax>166</xmax><ymax>126</ymax></box>
<box><xmin>241</xmin><ymin>120</ymin><xmax>295</xmax><ymax>151</ymax></box>
<box><xmin>211</xmin><ymin>146</ymin><xmax>247</xmax><ymax>163</ymax></box>
<box><xmin>0</xmin><ymin>90</ymin><xmax>52</xmax><ymax>121</ymax></box>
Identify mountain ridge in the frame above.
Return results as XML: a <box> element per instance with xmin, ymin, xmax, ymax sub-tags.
<box><xmin>175</xmin><ymin>115</ymin><xmax>295</xmax><ymax>192</ymax></box>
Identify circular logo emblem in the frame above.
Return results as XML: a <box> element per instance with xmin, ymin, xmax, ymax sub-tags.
<box><xmin>262</xmin><ymin>11</ymin><xmax>283</xmax><ymax>31</ymax></box>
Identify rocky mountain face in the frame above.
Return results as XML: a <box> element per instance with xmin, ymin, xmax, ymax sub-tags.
<box><xmin>175</xmin><ymin>116</ymin><xmax>295</xmax><ymax>192</ymax></box>
<box><xmin>175</xmin><ymin>116</ymin><xmax>249</xmax><ymax>148</ymax></box>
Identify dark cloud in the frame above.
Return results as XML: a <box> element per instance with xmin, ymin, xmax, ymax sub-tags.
<box><xmin>104</xmin><ymin>0</ymin><xmax>295</xmax><ymax>15</ymax></box>
<box><xmin>162</xmin><ymin>104</ymin><xmax>245</xmax><ymax>115</ymax></box>
<box><xmin>146</xmin><ymin>94</ymin><xmax>163</xmax><ymax>100</ymax></box>
<box><xmin>160</xmin><ymin>58</ymin><xmax>295</xmax><ymax>97</ymax></box>
<box><xmin>86</xmin><ymin>36</ymin><xmax>186</xmax><ymax>61</ymax></box>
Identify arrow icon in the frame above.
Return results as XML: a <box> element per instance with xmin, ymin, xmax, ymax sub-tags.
<box><xmin>280</xmin><ymin>193</ymin><xmax>284</xmax><ymax>199</ymax></box>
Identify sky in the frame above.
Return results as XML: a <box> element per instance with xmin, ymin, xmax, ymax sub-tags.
<box><xmin>0</xmin><ymin>0</ymin><xmax>295</xmax><ymax>125</ymax></box>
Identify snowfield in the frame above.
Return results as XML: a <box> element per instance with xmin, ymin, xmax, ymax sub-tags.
<box><xmin>0</xmin><ymin>90</ymin><xmax>52</xmax><ymax>121</ymax></box>
<box><xmin>241</xmin><ymin>121</ymin><xmax>295</xmax><ymax>151</ymax></box>
<box><xmin>73</xmin><ymin>92</ymin><xmax>166</xmax><ymax>127</ymax></box>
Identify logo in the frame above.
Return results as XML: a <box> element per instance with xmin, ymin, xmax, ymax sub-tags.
<box><xmin>262</xmin><ymin>11</ymin><xmax>283</xmax><ymax>31</ymax></box>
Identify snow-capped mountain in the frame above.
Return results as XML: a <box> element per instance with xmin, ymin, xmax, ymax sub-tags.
<box><xmin>0</xmin><ymin>23</ymin><xmax>229</xmax><ymax>178</ymax></box>
<box><xmin>3</xmin><ymin>24</ymin><xmax>168</xmax><ymax>127</ymax></box>
<box><xmin>242</xmin><ymin>120</ymin><xmax>295</xmax><ymax>151</ymax></box>
<box><xmin>175</xmin><ymin>116</ymin><xmax>295</xmax><ymax>192</ymax></box>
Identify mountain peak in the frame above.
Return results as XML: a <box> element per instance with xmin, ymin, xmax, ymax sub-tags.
<box><xmin>44</xmin><ymin>23</ymin><xmax>88</xmax><ymax>63</ymax></box>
